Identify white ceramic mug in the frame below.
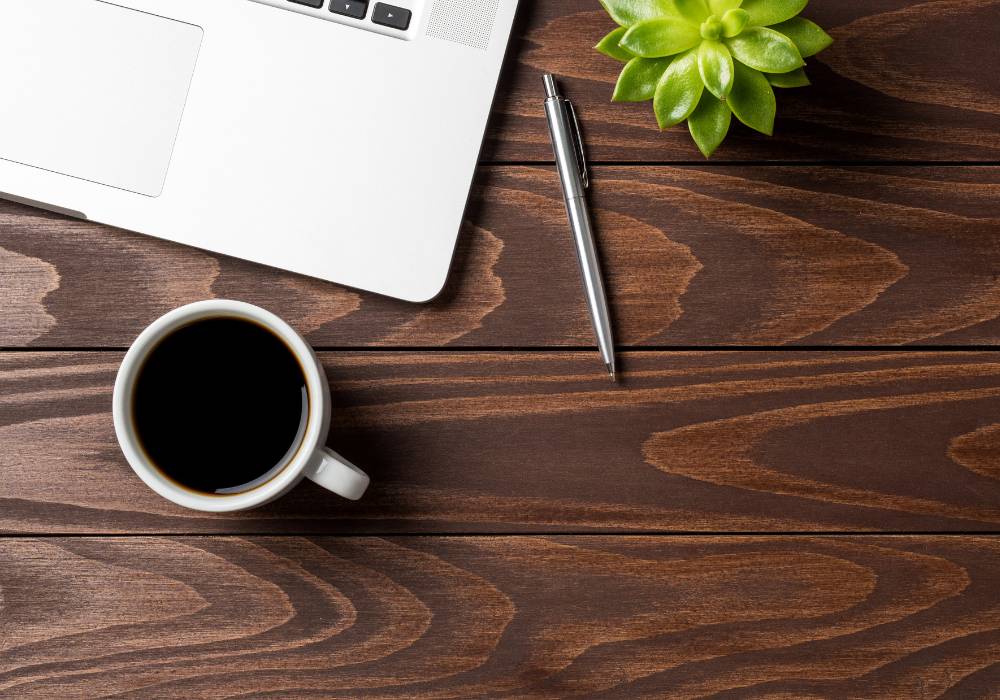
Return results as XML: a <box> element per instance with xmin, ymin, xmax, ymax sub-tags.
<box><xmin>112</xmin><ymin>300</ymin><xmax>369</xmax><ymax>512</ymax></box>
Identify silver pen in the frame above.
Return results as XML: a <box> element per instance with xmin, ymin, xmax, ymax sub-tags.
<box><xmin>542</xmin><ymin>74</ymin><xmax>617</xmax><ymax>382</ymax></box>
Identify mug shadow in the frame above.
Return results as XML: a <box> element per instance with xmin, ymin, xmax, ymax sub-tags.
<box><xmin>240</xmin><ymin>369</ymin><xmax>422</xmax><ymax>533</ymax></box>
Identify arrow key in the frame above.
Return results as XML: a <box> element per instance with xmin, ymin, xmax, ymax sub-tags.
<box><xmin>330</xmin><ymin>0</ymin><xmax>367</xmax><ymax>19</ymax></box>
<box><xmin>372</xmin><ymin>3</ymin><xmax>411</xmax><ymax>30</ymax></box>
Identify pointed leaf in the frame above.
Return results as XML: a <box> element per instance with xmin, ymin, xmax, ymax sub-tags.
<box><xmin>709</xmin><ymin>0</ymin><xmax>741</xmax><ymax>14</ymax></box>
<box><xmin>614</xmin><ymin>56</ymin><xmax>674</xmax><ymax>101</ymax></box>
<box><xmin>767</xmin><ymin>67</ymin><xmax>810</xmax><ymax>87</ymax></box>
<box><xmin>727</xmin><ymin>60</ymin><xmax>775</xmax><ymax>134</ymax></box>
<box><xmin>721</xmin><ymin>8</ymin><xmax>749</xmax><ymax>37</ymax></box>
<box><xmin>769</xmin><ymin>17</ymin><xmax>832</xmax><ymax>57</ymax></box>
<box><xmin>698</xmin><ymin>40</ymin><xmax>734</xmax><ymax>98</ymax></box>
<box><xmin>673</xmin><ymin>0</ymin><xmax>710</xmax><ymax>24</ymax></box>
<box><xmin>621</xmin><ymin>17</ymin><xmax>703</xmax><ymax>58</ymax></box>
<box><xmin>726</xmin><ymin>26</ymin><xmax>803</xmax><ymax>72</ymax></box>
<box><xmin>599</xmin><ymin>0</ymin><xmax>677</xmax><ymax>26</ymax></box>
<box><xmin>688</xmin><ymin>93</ymin><xmax>731</xmax><ymax>157</ymax></box>
<box><xmin>740</xmin><ymin>0</ymin><xmax>807</xmax><ymax>27</ymax></box>
<box><xmin>596</xmin><ymin>27</ymin><xmax>636</xmax><ymax>62</ymax></box>
<box><xmin>653</xmin><ymin>48</ymin><xmax>704</xmax><ymax>128</ymax></box>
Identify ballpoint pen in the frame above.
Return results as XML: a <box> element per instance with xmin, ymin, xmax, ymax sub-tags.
<box><xmin>542</xmin><ymin>73</ymin><xmax>617</xmax><ymax>382</ymax></box>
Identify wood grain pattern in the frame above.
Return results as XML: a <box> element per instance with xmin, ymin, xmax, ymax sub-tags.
<box><xmin>485</xmin><ymin>0</ymin><xmax>1000</xmax><ymax>161</ymax></box>
<box><xmin>4</xmin><ymin>3</ymin><xmax>1000</xmax><ymax>691</ymax></box>
<box><xmin>0</xmin><ymin>244</ymin><xmax>58</xmax><ymax>345</ymax></box>
<box><xmin>1</xmin><ymin>535</ymin><xmax>998</xmax><ymax>698</ymax></box>
<box><xmin>2</xmin><ymin>350</ymin><xmax>999</xmax><ymax>534</ymax></box>
<box><xmin>1</xmin><ymin>166</ymin><xmax>997</xmax><ymax>348</ymax></box>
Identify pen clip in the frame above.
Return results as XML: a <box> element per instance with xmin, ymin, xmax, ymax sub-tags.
<box><xmin>567</xmin><ymin>101</ymin><xmax>589</xmax><ymax>189</ymax></box>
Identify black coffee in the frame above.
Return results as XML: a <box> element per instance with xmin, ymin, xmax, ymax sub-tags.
<box><xmin>131</xmin><ymin>317</ymin><xmax>308</xmax><ymax>494</ymax></box>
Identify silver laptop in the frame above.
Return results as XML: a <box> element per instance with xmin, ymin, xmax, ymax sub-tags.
<box><xmin>0</xmin><ymin>0</ymin><xmax>518</xmax><ymax>302</ymax></box>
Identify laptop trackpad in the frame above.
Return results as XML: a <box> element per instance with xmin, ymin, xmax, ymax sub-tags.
<box><xmin>0</xmin><ymin>1</ymin><xmax>202</xmax><ymax>197</ymax></box>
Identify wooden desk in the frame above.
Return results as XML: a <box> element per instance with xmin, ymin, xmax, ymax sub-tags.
<box><xmin>2</xmin><ymin>2</ymin><xmax>999</xmax><ymax>696</ymax></box>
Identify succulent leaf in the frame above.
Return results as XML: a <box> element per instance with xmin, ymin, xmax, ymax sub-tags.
<box><xmin>700</xmin><ymin>16</ymin><xmax>723</xmax><ymax>40</ymax></box>
<box><xmin>621</xmin><ymin>17</ymin><xmax>703</xmax><ymax>57</ymax></box>
<box><xmin>767</xmin><ymin>67</ymin><xmax>810</xmax><ymax>87</ymax></box>
<box><xmin>615</xmin><ymin>56</ymin><xmax>675</xmax><ymax>101</ymax></box>
<box><xmin>596</xmin><ymin>27</ymin><xmax>636</xmax><ymax>62</ymax></box>
<box><xmin>727</xmin><ymin>60</ymin><xmax>775</xmax><ymax>134</ymax></box>
<box><xmin>653</xmin><ymin>48</ymin><xmax>704</xmax><ymax>128</ymax></box>
<box><xmin>769</xmin><ymin>17</ymin><xmax>832</xmax><ymax>57</ymax></box>
<box><xmin>725</xmin><ymin>26</ymin><xmax>803</xmax><ymax>73</ymax></box>
<box><xmin>740</xmin><ymin>0</ymin><xmax>808</xmax><ymax>27</ymax></box>
<box><xmin>599</xmin><ymin>0</ymin><xmax>677</xmax><ymax>26</ymax></box>
<box><xmin>721</xmin><ymin>8</ymin><xmax>749</xmax><ymax>37</ymax></box>
<box><xmin>698</xmin><ymin>40</ymin><xmax>734</xmax><ymax>99</ymax></box>
<box><xmin>672</xmin><ymin>0</ymin><xmax>710</xmax><ymax>24</ymax></box>
<box><xmin>688</xmin><ymin>93</ymin><xmax>732</xmax><ymax>157</ymax></box>
<box><xmin>596</xmin><ymin>0</ymin><xmax>830</xmax><ymax>156</ymax></box>
<box><xmin>709</xmin><ymin>0</ymin><xmax>742</xmax><ymax>14</ymax></box>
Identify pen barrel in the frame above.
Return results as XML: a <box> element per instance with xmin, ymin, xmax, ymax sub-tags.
<box><xmin>565</xmin><ymin>196</ymin><xmax>615</xmax><ymax>366</ymax></box>
<box><xmin>544</xmin><ymin>97</ymin><xmax>586</xmax><ymax>199</ymax></box>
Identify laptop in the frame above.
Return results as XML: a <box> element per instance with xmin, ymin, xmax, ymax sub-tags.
<box><xmin>0</xmin><ymin>0</ymin><xmax>519</xmax><ymax>302</ymax></box>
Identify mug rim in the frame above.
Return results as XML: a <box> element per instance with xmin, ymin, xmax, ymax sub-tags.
<box><xmin>112</xmin><ymin>300</ymin><xmax>331</xmax><ymax>512</ymax></box>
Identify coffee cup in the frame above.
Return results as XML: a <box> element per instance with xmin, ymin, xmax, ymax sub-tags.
<box><xmin>112</xmin><ymin>300</ymin><xmax>369</xmax><ymax>512</ymax></box>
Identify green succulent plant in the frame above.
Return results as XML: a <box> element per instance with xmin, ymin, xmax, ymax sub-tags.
<box><xmin>595</xmin><ymin>0</ymin><xmax>833</xmax><ymax>157</ymax></box>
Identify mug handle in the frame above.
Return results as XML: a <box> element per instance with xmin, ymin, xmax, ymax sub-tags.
<box><xmin>306</xmin><ymin>448</ymin><xmax>370</xmax><ymax>501</ymax></box>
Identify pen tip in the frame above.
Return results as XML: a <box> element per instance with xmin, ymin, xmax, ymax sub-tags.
<box><xmin>607</xmin><ymin>363</ymin><xmax>616</xmax><ymax>383</ymax></box>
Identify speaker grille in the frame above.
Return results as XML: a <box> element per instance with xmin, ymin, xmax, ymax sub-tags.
<box><xmin>425</xmin><ymin>0</ymin><xmax>500</xmax><ymax>51</ymax></box>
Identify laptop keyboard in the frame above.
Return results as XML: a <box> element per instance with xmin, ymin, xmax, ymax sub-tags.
<box><xmin>370</xmin><ymin>3</ymin><xmax>411</xmax><ymax>29</ymax></box>
<box><xmin>266</xmin><ymin>0</ymin><xmax>412</xmax><ymax>32</ymax></box>
<box><xmin>329</xmin><ymin>0</ymin><xmax>366</xmax><ymax>19</ymax></box>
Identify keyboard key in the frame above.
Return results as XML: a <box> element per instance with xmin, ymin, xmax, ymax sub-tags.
<box><xmin>288</xmin><ymin>0</ymin><xmax>324</xmax><ymax>8</ymax></box>
<box><xmin>372</xmin><ymin>3</ymin><xmax>411</xmax><ymax>30</ymax></box>
<box><xmin>330</xmin><ymin>0</ymin><xmax>367</xmax><ymax>19</ymax></box>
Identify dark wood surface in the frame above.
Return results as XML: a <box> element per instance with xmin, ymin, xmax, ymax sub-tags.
<box><xmin>2</xmin><ymin>1</ymin><xmax>999</xmax><ymax>696</ymax></box>
<box><xmin>3</xmin><ymin>166</ymin><xmax>999</xmax><ymax>348</ymax></box>
<box><xmin>486</xmin><ymin>0</ymin><xmax>1000</xmax><ymax>162</ymax></box>
<box><xmin>3</xmin><ymin>350</ymin><xmax>1000</xmax><ymax>534</ymax></box>
<box><xmin>2</xmin><ymin>536</ymin><xmax>999</xmax><ymax>698</ymax></box>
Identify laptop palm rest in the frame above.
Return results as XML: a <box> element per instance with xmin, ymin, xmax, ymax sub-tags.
<box><xmin>0</xmin><ymin>0</ymin><xmax>202</xmax><ymax>197</ymax></box>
